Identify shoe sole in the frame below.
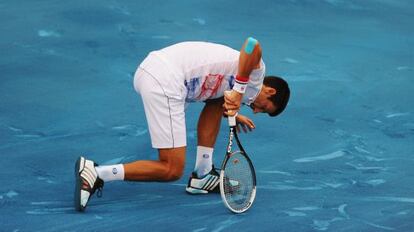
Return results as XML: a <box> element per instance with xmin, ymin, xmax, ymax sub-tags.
<box><xmin>74</xmin><ymin>156</ymin><xmax>85</xmax><ymax>212</ymax></box>
<box><xmin>185</xmin><ymin>186</ymin><xmax>208</xmax><ymax>195</ymax></box>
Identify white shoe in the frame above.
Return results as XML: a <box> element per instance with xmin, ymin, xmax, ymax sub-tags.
<box><xmin>186</xmin><ymin>167</ymin><xmax>220</xmax><ymax>194</ymax></box>
<box><xmin>74</xmin><ymin>156</ymin><xmax>104</xmax><ymax>212</ymax></box>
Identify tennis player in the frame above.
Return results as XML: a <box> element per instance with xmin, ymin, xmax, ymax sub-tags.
<box><xmin>74</xmin><ymin>38</ymin><xmax>290</xmax><ymax>211</ymax></box>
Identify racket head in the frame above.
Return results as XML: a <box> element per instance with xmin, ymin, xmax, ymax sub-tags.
<box><xmin>219</xmin><ymin>150</ymin><xmax>257</xmax><ymax>213</ymax></box>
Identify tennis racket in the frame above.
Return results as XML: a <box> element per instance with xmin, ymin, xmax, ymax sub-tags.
<box><xmin>219</xmin><ymin>114</ymin><xmax>257</xmax><ymax>213</ymax></box>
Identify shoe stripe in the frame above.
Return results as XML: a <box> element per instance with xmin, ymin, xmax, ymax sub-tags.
<box><xmin>204</xmin><ymin>176</ymin><xmax>215</xmax><ymax>190</ymax></box>
<box><xmin>201</xmin><ymin>176</ymin><xmax>212</xmax><ymax>190</ymax></box>
<box><xmin>202</xmin><ymin>176</ymin><xmax>214</xmax><ymax>190</ymax></box>
<box><xmin>205</xmin><ymin>176</ymin><xmax>218</xmax><ymax>190</ymax></box>
<box><xmin>206</xmin><ymin>176</ymin><xmax>217</xmax><ymax>190</ymax></box>
<box><xmin>81</xmin><ymin>173</ymin><xmax>94</xmax><ymax>187</ymax></box>
<box><xmin>81</xmin><ymin>168</ymin><xmax>96</xmax><ymax>187</ymax></box>
<box><xmin>86</xmin><ymin>169</ymin><xmax>97</xmax><ymax>186</ymax></box>
<box><xmin>86</xmin><ymin>165</ymin><xmax>97</xmax><ymax>177</ymax></box>
<box><xmin>207</xmin><ymin>176</ymin><xmax>218</xmax><ymax>190</ymax></box>
<box><xmin>208</xmin><ymin>178</ymin><xmax>220</xmax><ymax>190</ymax></box>
<box><xmin>82</xmin><ymin>168</ymin><xmax>95</xmax><ymax>183</ymax></box>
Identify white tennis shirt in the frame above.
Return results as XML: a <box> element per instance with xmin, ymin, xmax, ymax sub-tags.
<box><xmin>142</xmin><ymin>41</ymin><xmax>265</xmax><ymax>105</ymax></box>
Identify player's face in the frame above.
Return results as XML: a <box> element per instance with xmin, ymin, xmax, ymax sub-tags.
<box><xmin>249</xmin><ymin>99</ymin><xmax>276</xmax><ymax>114</ymax></box>
<box><xmin>250</xmin><ymin>86</ymin><xmax>277</xmax><ymax>114</ymax></box>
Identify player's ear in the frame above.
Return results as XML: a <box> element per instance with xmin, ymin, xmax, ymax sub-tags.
<box><xmin>264</xmin><ymin>86</ymin><xmax>276</xmax><ymax>96</ymax></box>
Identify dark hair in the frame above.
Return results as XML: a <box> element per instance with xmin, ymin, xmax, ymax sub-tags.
<box><xmin>263</xmin><ymin>76</ymin><xmax>290</xmax><ymax>117</ymax></box>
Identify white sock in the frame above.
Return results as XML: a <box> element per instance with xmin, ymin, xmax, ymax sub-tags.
<box><xmin>194</xmin><ymin>146</ymin><xmax>214</xmax><ymax>178</ymax></box>
<box><xmin>95</xmin><ymin>164</ymin><xmax>125</xmax><ymax>182</ymax></box>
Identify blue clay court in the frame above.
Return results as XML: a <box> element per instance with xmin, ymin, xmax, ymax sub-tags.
<box><xmin>0</xmin><ymin>0</ymin><xmax>413</xmax><ymax>231</ymax></box>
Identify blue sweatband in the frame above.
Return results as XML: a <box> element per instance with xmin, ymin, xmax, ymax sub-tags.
<box><xmin>244</xmin><ymin>37</ymin><xmax>258</xmax><ymax>54</ymax></box>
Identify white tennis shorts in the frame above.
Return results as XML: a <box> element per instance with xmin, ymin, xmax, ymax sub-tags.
<box><xmin>133</xmin><ymin>53</ymin><xmax>187</xmax><ymax>148</ymax></box>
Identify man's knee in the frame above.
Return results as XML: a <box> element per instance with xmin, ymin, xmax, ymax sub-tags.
<box><xmin>165</xmin><ymin>164</ymin><xmax>184</xmax><ymax>181</ymax></box>
<box><xmin>158</xmin><ymin>146</ymin><xmax>186</xmax><ymax>182</ymax></box>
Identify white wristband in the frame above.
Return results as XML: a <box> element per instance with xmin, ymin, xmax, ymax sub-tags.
<box><xmin>233</xmin><ymin>82</ymin><xmax>247</xmax><ymax>94</ymax></box>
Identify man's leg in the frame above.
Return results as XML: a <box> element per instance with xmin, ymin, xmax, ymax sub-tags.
<box><xmin>194</xmin><ymin>98</ymin><xmax>224</xmax><ymax>177</ymax></box>
<box><xmin>185</xmin><ymin>98</ymin><xmax>224</xmax><ymax>194</ymax></box>
<box><xmin>75</xmin><ymin>147</ymin><xmax>185</xmax><ymax>211</ymax></box>
<box><xmin>75</xmin><ymin>62</ymin><xmax>188</xmax><ymax>211</ymax></box>
<box><xmin>123</xmin><ymin>146</ymin><xmax>186</xmax><ymax>181</ymax></box>
<box><xmin>122</xmin><ymin>65</ymin><xmax>187</xmax><ymax>182</ymax></box>
<box><xmin>198</xmin><ymin>98</ymin><xmax>225</xmax><ymax>147</ymax></box>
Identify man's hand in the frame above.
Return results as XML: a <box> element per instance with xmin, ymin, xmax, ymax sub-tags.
<box><xmin>223</xmin><ymin>90</ymin><xmax>243</xmax><ymax>116</ymax></box>
<box><xmin>236</xmin><ymin>114</ymin><xmax>255</xmax><ymax>133</ymax></box>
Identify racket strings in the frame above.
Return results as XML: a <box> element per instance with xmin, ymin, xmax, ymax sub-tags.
<box><xmin>223</xmin><ymin>151</ymin><xmax>254</xmax><ymax>211</ymax></box>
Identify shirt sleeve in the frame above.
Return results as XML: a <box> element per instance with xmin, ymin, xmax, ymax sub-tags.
<box><xmin>242</xmin><ymin>59</ymin><xmax>266</xmax><ymax>105</ymax></box>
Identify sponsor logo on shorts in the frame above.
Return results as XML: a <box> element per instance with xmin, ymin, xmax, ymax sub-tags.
<box><xmin>112</xmin><ymin>168</ymin><xmax>118</xmax><ymax>175</ymax></box>
<box><xmin>203</xmin><ymin>154</ymin><xmax>209</xmax><ymax>159</ymax></box>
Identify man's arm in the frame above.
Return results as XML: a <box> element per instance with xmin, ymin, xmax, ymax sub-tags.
<box><xmin>237</xmin><ymin>37</ymin><xmax>262</xmax><ymax>84</ymax></box>
<box><xmin>224</xmin><ymin>37</ymin><xmax>262</xmax><ymax>116</ymax></box>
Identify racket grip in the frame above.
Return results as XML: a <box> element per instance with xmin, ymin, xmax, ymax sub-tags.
<box><xmin>228</xmin><ymin>114</ymin><xmax>237</xmax><ymax>127</ymax></box>
<box><xmin>224</xmin><ymin>90</ymin><xmax>238</xmax><ymax>127</ymax></box>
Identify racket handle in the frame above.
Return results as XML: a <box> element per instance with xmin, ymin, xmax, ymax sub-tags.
<box><xmin>224</xmin><ymin>90</ymin><xmax>238</xmax><ymax>127</ymax></box>
<box><xmin>228</xmin><ymin>114</ymin><xmax>237</xmax><ymax>127</ymax></box>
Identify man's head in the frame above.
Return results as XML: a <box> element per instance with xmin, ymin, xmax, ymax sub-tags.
<box><xmin>250</xmin><ymin>76</ymin><xmax>290</xmax><ymax>117</ymax></box>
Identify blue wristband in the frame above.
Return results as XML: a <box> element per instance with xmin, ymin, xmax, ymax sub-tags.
<box><xmin>244</xmin><ymin>37</ymin><xmax>258</xmax><ymax>54</ymax></box>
